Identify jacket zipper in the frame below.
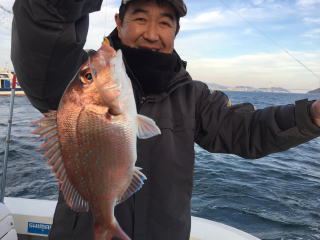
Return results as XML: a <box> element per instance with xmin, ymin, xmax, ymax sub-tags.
<box><xmin>137</xmin><ymin>96</ymin><xmax>148</xmax><ymax>114</ymax></box>
<box><xmin>140</xmin><ymin>97</ymin><xmax>147</xmax><ymax>105</ymax></box>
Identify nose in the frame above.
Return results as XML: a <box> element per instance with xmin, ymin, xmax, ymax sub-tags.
<box><xmin>143</xmin><ymin>23</ymin><xmax>159</xmax><ymax>43</ymax></box>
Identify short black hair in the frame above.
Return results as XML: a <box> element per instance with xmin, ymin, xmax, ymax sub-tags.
<box><xmin>119</xmin><ymin>0</ymin><xmax>181</xmax><ymax>34</ymax></box>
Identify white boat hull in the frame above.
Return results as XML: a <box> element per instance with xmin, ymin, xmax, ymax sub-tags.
<box><xmin>0</xmin><ymin>91</ymin><xmax>25</xmax><ymax>96</ymax></box>
<box><xmin>3</xmin><ymin>197</ymin><xmax>260</xmax><ymax>240</ymax></box>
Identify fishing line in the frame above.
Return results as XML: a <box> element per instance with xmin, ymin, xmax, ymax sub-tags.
<box><xmin>217</xmin><ymin>0</ymin><xmax>320</xmax><ymax>85</ymax></box>
<box><xmin>0</xmin><ymin>4</ymin><xmax>12</xmax><ymax>14</ymax></box>
<box><xmin>0</xmin><ymin>3</ymin><xmax>12</xmax><ymax>30</ymax></box>
<box><xmin>104</xmin><ymin>0</ymin><xmax>110</xmax><ymax>38</ymax></box>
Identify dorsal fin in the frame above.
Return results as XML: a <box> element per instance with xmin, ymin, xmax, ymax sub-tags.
<box><xmin>32</xmin><ymin>111</ymin><xmax>89</xmax><ymax>212</ymax></box>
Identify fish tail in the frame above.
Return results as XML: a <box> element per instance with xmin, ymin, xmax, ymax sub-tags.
<box><xmin>94</xmin><ymin>222</ymin><xmax>131</xmax><ymax>240</ymax></box>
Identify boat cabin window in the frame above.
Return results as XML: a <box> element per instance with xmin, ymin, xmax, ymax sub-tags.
<box><xmin>0</xmin><ymin>74</ymin><xmax>9</xmax><ymax>78</ymax></box>
<box><xmin>1</xmin><ymin>80</ymin><xmax>4</xmax><ymax>88</ymax></box>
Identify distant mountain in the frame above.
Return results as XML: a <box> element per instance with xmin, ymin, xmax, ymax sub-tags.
<box><xmin>258</xmin><ymin>87</ymin><xmax>290</xmax><ymax>93</ymax></box>
<box><xmin>206</xmin><ymin>82</ymin><xmax>290</xmax><ymax>93</ymax></box>
<box><xmin>235</xmin><ymin>86</ymin><xmax>255</xmax><ymax>89</ymax></box>
<box><xmin>231</xmin><ymin>86</ymin><xmax>290</xmax><ymax>93</ymax></box>
<box><xmin>235</xmin><ymin>86</ymin><xmax>257</xmax><ymax>91</ymax></box>
<box><xmin>206</xmin><ymin>82</ymin><xmax>228</xmax><ymax>89</ymax></box>
<box><xmin>308</xmin><ymin>88</ymin><xmax>320</xmax><ymax>94</ymax></box>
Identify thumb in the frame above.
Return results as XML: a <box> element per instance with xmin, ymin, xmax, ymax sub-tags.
<box><xmin>310</xmin><ymin>100</ymin><xmax>320</xmax><ymax>127</ymax></box>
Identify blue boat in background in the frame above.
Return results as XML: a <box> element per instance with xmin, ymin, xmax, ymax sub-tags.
<box><xmin>0</xmin><ymin>71</ymin><xmax>24</xmax><ymax>95</ymax></box>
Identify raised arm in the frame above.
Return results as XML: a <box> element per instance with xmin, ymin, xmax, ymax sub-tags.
<box><xmin>195</xmin><ymin>83</ymin><xmax>320</xmax><ymax>159</ymax></box>
<box><xmin>11</xmin><ymin>0</ymin><xmax>103</xmax><ymax>112</ymax></box>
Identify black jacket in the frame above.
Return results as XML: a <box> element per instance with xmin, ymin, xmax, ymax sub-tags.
<box><xmin>11</xmin><ymin>0</ymin><xmax>320</xmax><ymax>239</ymax></box>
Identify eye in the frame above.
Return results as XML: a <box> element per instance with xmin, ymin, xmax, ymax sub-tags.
<box><xmin>85</xmin><ymin>73</ymin><xmax>92</xmax><ymax>80</ymax></box>
<box><xmin>135</xmin><ymin>17</ymin><xmax>147</xmax><ymax>23</ymax></box>
<box><xmin>160</xmin><ymin>21</ymin><xmax>171</xmax><ymax>27</ymax></box>
<box><xmin>80</xmin><ymin>69</ymin><xmax>94</xmax><ymax>85</ymax></box>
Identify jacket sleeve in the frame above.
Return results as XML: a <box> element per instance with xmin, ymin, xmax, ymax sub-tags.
<box><xmin>11</xmin><ymin>0</ymin><xmax>103</xmax><ymax>112</ymax></box>
<box><xmin>194</xmin><ymin>83</ymin><xmax>320</xmax><ymax>159</ymax></box>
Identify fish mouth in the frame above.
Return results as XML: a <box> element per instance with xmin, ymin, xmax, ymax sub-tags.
<box><xmin>101</xmin><ymin>82</ymin><xmax>121</xmax><ymax>91</ymax></box>
<box><xmin>97</xmin><ymin>82</ymin><xmax>122</xmax><ymax>106</ymax></box>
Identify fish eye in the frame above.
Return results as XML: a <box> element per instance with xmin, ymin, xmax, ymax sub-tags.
<box><xmin>85</xmin><ymin>73</ymin><xmax>92</xmax><ymax>80</ymax></box>
<box><xmin>80</xmin><ymin>69</ymin><xmax>94</xmax><ymax>85</ymax></box>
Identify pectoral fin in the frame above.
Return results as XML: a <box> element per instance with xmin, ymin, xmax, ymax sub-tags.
<box><xmin>117</xmin><ymin>167</ymin><xmax>147</xmax><ymax>205</ymax></box>
<box><xmin>136</xmin><ymin>114</ymin><xmax>161</xmax><ymax>139</ymax></box>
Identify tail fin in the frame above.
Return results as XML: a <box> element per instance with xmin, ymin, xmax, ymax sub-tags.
<box><xmin>94</xmin><ymin>222</ymin><xmax>131</xmax><ymax>240</ymax></box>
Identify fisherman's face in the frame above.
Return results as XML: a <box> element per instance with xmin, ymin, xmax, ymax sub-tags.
<box><xmin>115</xmin><ymin>1</ymin><xmax>178</xmax><ymax>54</ymax></box>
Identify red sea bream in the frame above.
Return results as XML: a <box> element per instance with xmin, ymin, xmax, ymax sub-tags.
<box><xmin>32</xmin><ymin>39</ymin><xmax>161</xmax><ymax>240</ymax></box>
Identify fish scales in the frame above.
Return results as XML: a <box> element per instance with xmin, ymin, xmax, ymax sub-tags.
<box><xmin>32</xmin><ymin>39</ymin><xmax>161</xmax><ymax>240</ymax></box>
<box><xmin>72</xmin><ymin>112</ymin><xmax>135</xmax><ymax>198</ymax></box>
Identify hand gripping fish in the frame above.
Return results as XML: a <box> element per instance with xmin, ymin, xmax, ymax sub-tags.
<box><xmin>32</xmin><ymin>39</ymin><xmax>161</xmax><ymax>240</ymax></box>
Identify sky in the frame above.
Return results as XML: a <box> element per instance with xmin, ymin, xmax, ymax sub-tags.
<box><xmin>0</xmin><ymin>0</ymin><xmax>319</xmax><ymax>92</ymax></box>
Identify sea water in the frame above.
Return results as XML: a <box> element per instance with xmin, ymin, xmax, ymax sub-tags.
<box><xmin>0</xmin><ymin>91</ymin><xmax>320</xmax><ymax>240</ymax></box>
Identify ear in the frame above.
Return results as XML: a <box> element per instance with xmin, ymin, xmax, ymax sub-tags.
<box><xmin>175</xmin><ymin>25</ymin><xmax>180</xmax><ymax>35</ymax></box>
<box><xmin>115</xmin><ymin>14</ymin><xmax>123</xmax><ymax>37</ymax></box>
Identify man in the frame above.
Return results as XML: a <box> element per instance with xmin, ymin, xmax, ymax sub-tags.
<box><xmin>11</xmin><ymin>0</ymin><xmax>320</xmax><ymax>239</ymax></box>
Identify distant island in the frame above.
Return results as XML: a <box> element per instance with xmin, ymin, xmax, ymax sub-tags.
<box><xmin>206</xmin><ymin>83</ymin><xmax>290</xmax><ymax>93</ymax></box>
<box><xmin>308</xmin><ymin>88</ymin><xmax>320</xmax><ymax>94</ymax></box>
